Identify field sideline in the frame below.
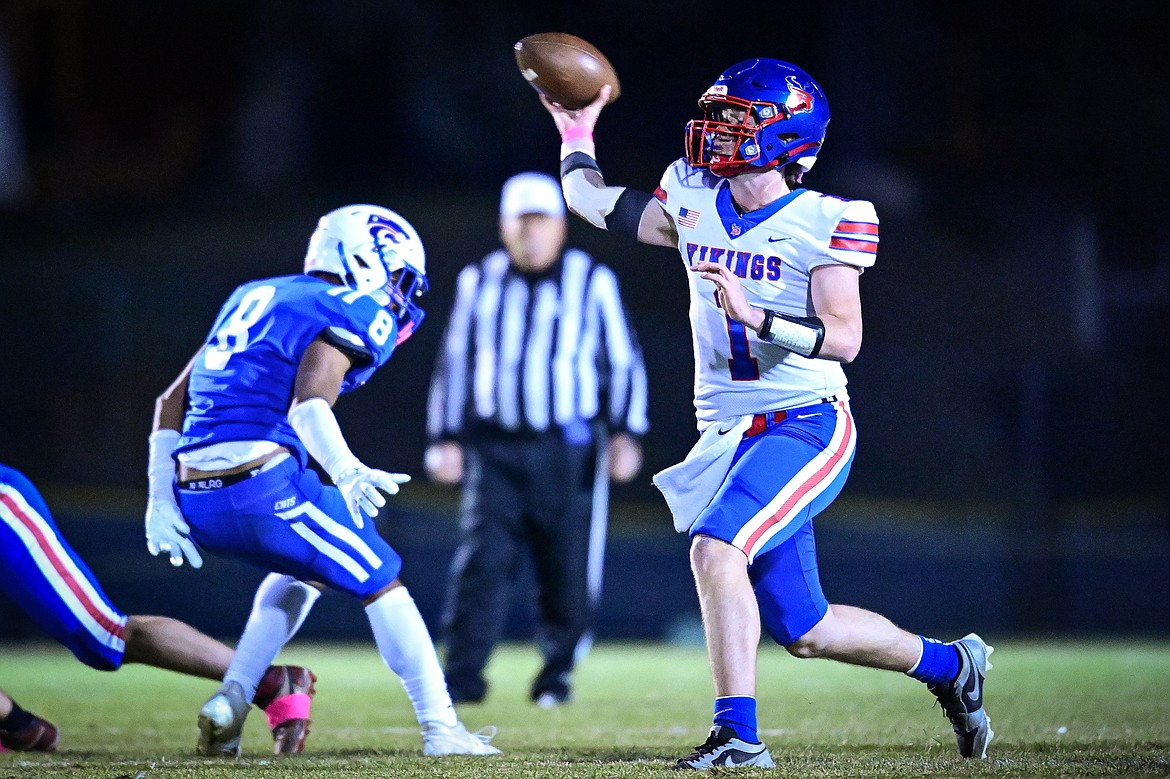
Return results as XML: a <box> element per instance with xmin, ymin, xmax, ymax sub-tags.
<box><xmin>1</xmin><ymin>640</ymin><xmax>1168</xmax><ymax>778</ymax></box>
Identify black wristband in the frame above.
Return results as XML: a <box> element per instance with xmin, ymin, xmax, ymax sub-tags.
<box><xmin>758</xmin><ymin>309</ymin><xmax>775</xmax><ymax>339</ymax></box>
<box><xmin>560</xmin><ymin>151</ymin><xmax>601</xmax><ymax>178</ymax></box>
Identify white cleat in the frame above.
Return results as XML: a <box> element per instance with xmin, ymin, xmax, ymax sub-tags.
<box><xmin>421</xmin><ymin>720</ymin><xmax>502</xmax><ymax>756</ymax></box>
<box><xmin>197</xmin><ymin>681</ymin><xmax>251</xmax><ymax>757</ymax></box>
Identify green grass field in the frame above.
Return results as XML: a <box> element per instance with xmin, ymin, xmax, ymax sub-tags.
<box><xmin>2</xmin><ymin>640</ymin><xmax>1168</xmax><ymax>778</ymax></box>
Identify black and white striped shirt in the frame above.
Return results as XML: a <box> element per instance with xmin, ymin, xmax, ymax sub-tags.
<box><xmin>427</xmin><ymin>248</ymin><xmax>648</xmax><ymax>440</ymax></box>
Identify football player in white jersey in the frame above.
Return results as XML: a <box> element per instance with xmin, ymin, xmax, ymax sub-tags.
<box><xmin>540</xmin><ymin>59</ymin><xmax>993</xmax><ymax>767</ymax></box>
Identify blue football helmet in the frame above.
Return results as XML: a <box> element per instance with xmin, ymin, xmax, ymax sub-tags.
<box><xmin>685</xmin><ymin>59</ymin><xmax>830</xmax><ymax>178</ymax></box>
<box><xmin>305</xmin><ymin>204</ymin><xmax>428</xmax><ymax>344</ymax></box>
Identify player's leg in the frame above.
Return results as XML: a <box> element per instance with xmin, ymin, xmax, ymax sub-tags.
<box><xmin>0</xmin><ymin>469</ymin><xmax>252</xmax><ymax>680</ymax></box>
<box><xmin>741</xmin><ymin>444</ymin><xmax>992</xmax><ymax>758</ymax></box>
<box><xmin>672</xmin><ymin>534</ymin><xmax>773</xmax><ymax>770</ymax></box>
<box><xmin>757</xmin><ymin>546</ymin><xmax>993</xmax><ymax>757</ymax></box>
<box><xmin>226</xmin><ymin>574</ymin><xmax>320</xmax><ymax>754</ymax></box>
<box><xmin>441</xmin><ymin>442</ymin><xmax>524</xmax><ymax>704</ymax></box>
<box><xmin>795</xmin><ymin>605</ymin><xmax>992</xmax><ymax>758</ymax></box>
<box><xmin>362</xmin><ymin>581</ymin><xmax>499</xmax><ymax>756</ymax></box>
<box><xmin>1</xmin><ymin>465</ymin><xmax>317</xmax><ymax>755</ymax></box>
<box><xmin>0</xmin><ymin>467</ymin><xmax>129</xmax><ymax>673</ymax></box>
<box><xmin>785</xmin><ymin>605</ymin><xmax>922</xmax><ymax>667</ymax></box>
<box><xmin>677</xmin><ymin>401</ymin><xmax>854</xmax><ymax>769</ymax></box>
<box><xmin>121</xmin><ymin>615</ymin><xmax>233</xmax><ymax>677</ymax></box>
<box><xmin>0</xmin><ymin>686</ymin><xmax>58</xmax><ymax>753</ymax></box>
<box><xmin>183</xmin><ymin>459</ymin><xmax>497</xmax><ymax>756</ymax></box>
<box><xmin>525</xmin><ymin>433</ymin><xmax>593</xmax><ymax>706</ymax></box>
<box><xmin>194</xmin><ymin>574</ymin><xmax>321</xmax><ymax>756</ymax></box>
<box><xmin>220</xmin><ymin>575</ymin><xmax>320</xmax><ymax>702</ymax></box>
<box><xmin>179</xmin><ymin>460</ymin><xmax>376</xmax><ymax>756</ymax></box>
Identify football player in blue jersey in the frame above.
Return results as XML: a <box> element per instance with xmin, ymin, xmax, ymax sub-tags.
<box><xmin>144</xmin><ymin>204</ymin><xmax>500</xmax><ymax>757</ymax></box>
<box><xmin>0</xmin><ymin>463</ymin><xmax>315</xmax><ymax>754</ymax></box>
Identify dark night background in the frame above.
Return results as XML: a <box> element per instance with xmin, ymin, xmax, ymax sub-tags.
<box><xmin>0</xmin><ymin>2</ymin><xmax>1167</xmax><ymax>642</ymax></box>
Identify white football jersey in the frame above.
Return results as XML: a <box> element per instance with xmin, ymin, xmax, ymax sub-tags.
<box><xmin>655</xmin><ymin>159</ymin><xmax>879</xmax><ymax>427</ymax></box>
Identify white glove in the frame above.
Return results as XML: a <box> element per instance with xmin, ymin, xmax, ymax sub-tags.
<box><xmin>288</xmin><ymin>398</ymin><xmax>412</xmax><ymax>529</ymax></box>
<box><xmin>145</xmin><ymin>429</ymin><xmax>203</xmax><ymax>568</ymax></box>
<box><xmin>145</xmin><ymin>497</ymin><xmax>204</xmax><ymax>568</ymax></box>
<box><xmin>335</xmin><ymin>466</ymin><xmax>411</xmax><ymax>529</ymax></box>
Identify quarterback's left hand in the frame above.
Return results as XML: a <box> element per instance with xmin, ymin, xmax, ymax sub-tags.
<box><xmin>693</xmin><ymin>260</ymin><xmax>766</xmax><ymax>333</ymax></box>
<box><xmin>145</xmin><ymin>499</ymin><xmax>203</xmax><ymax>568</ymax></box>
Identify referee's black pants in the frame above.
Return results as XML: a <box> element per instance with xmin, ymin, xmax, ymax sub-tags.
<box><xmin>441</xmin><ymin>426</ymin><xmax>597</xmax><ymax>703</ymax></box>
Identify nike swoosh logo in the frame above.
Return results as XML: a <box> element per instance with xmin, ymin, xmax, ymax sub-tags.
<box><xmin>716</xmin><ymin>750</ymin><xmax>755</xmax><ymax>767</ymax></box>
<box><xmin>962</xmin><ymin>667</ymin><xmax>982</xmax><ymax>705</ymax></box>
<box><xmin>767</xmin><ymin>236</ymin><xmax>792</xmax><ymax>242</ymax></box>
<box><xmin>717</xmin><ymin>427</ymin><xmax>734</xmax><ymax>435</ymax></box>
<box><xmin>794</xmin><ymin>413</ymin><xmax>817</xmax><ymax>419</ymax></box>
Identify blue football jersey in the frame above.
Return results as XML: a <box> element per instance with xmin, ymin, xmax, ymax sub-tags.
<box><xmin>177</xmin><ymin>274</ymin><xmax>399</xmax><ymax>465</ymax></box>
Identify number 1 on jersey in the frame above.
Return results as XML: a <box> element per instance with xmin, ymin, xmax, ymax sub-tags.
<box><xmin>715</xmin><ymin>292</ymin><xmax>760</xmax><ymax>381</ymax></box>
<box><xmin>725</xmin><ymin>318</ymin><xmax>761</xmax><ymax>381</ymax></box>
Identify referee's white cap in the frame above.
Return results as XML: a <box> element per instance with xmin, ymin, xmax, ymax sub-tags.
<box><xmin>500</xmin><ymin>172</ymin><xmax>566</xmax><ymax>220</ymax></box>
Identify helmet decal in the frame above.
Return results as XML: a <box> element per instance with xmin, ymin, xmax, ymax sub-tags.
<box><xmin>784</xmin><ymin>77</ymin><xmax>815</xmax><ymax>115</ymax></box>
<box><xmin>367</xmin><ymin>213</ymin><xmax>411</xmax><ymax>245</ymax></box>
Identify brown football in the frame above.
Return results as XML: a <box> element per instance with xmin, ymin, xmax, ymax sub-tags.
<box><xmin>514</xmin><ymin>32</ymin><xmax>621</xmax><ymax>110</ymax></box>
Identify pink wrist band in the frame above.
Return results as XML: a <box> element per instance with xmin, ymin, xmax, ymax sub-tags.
<box><xmin>561</xmin><ymin>126</ymin><xmax>593</xmax><ymax>143</ymax></box>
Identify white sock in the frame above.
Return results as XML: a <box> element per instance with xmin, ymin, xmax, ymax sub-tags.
<box><xmin>225</xmin><ymin>574</ymin><xmax>321</xmax><ymax>701</ymax></box>
<box><xmin>365</xmin><ymin>586</ymin><xmax>457</xmax><ymax>726</ymax></box>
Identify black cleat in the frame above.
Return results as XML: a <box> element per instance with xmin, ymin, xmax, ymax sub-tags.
<box><xmin>928</xmin><ymin>633</ymin><xmax>994</xmax><ymax>758</ymax></box>
<box><xmin>673</xmin><ymin>725</ymin><xmax>774</xmax><ymax>770</ymax></box>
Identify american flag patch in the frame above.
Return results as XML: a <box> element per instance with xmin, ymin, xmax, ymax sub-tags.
<box><xmin>677</xmin><ymin>207</ymin><xmax>701</xmax><ymax>229</ymax></box>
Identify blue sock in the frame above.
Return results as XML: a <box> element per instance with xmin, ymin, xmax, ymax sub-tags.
<box><xmin>907</xmin><ymin>636</ymin><xmax>961</xmax><ymax>686</ymax></box>
<box><xmin>713</xmin><ymin>695</ymin><xmax>758</xmax><ymax>743</ymax></box>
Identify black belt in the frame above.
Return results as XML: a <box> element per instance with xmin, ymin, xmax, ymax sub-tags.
<box><xmin>178</xmin><ymin>467</ymin><xmax>261</xmax><ymax>491</ymax></box>
<box><xmin>743</xmin><ymin>396</ymin><xmax>838</xmax><ymax>439</ymax></box>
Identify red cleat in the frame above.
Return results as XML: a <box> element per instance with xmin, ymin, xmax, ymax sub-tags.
<box><xmin>0</xmin><ymin>713</ymin><xmax>60</xmax><ymax>752</ymax></box>
<box><xmin>253</xmin><ymin>665</ymin><xmax>316</xmax><ymax>755</ymax></box>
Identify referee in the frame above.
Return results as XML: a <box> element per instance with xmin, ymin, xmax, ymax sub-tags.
<box><xmin>424</xmin><ymin>171</ymin><xmax>648</xmax><ymax>707</ymax></box>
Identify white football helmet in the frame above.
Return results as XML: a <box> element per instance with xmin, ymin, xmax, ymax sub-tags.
<box><xmin>305</xmin><ymin>204</ymin><xmax>428</xmax><ymax>343</ymax></box>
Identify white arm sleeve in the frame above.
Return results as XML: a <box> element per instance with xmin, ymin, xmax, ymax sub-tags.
<box><xmin>147</xmin><ymin>429</ymin><xmax>181</xmax><ymax>504</ymax></box>
<box><xmin>288</xmin><ymin>397</ymin><xmax>363</xmax><ymax>481</ymax></box>
<box><xmin>562</xmin><ymin>168</ymin><xmax>625</xmax><ymax>230</ymax></box>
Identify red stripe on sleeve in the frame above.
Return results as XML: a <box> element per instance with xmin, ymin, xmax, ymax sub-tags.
<box><xmin>829</xmin><ymin>237</ymin><xmax>878</xmax><ymax>253</ymax></box>
<box><xmin>835</xmin><ymin>221</ymin><xmax>879</xmax><ymax>235</ymax></box>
